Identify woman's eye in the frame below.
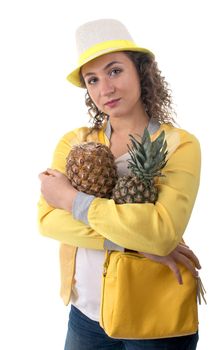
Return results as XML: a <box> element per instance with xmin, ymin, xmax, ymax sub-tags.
<box><xmin>110</xmin><ymin>68</ymin><xmax>122</xmax><ymax>76</ymax></box>
<box><xmin>87</xmin><ymin>77</ymin><xmax>98</xmax><ymax>85</ymax></box>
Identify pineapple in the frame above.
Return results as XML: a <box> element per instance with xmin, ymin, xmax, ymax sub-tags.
<box><xmin>66</xmin><ymin>142</ymin><xmax>118</xmax><ymax>198</ymax></box>
<box><xmin>112</xmin><ymin>128</ymin><xmax>168</xmax><ymax>204</ymax></box>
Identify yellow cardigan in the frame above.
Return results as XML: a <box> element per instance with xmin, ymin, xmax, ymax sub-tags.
<box><xmin>37</xmin><ymin>122</ymin><xmax>201</xmax><ymax>305</ymax></box>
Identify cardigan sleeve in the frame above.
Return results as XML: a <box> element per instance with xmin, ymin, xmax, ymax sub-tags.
<box><xmin>85</xmin><ymin>129</ymin><xmax>201</xmax><ymax>256</ymax></box>
<box><xmin>37</xmin><ymin>128</ymin><xmax>105</xmax><ymax>249</ymax></box>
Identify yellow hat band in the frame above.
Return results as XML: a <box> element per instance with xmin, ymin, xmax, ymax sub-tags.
<box><xmin>78</xmin><ymin>39</ymin><xmax>142</xmax><ymax>66</ymax></box>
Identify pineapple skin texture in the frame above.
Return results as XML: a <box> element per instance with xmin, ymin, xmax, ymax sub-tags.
<box><xmin>112</xmin><ymin>176</ymin><xmax>158</xmax><ymax>204</ymax></box>
<box><xmin>66</xmin><ymin>142</ymin><xmax>118</xmax><ymax>198</ymax></box>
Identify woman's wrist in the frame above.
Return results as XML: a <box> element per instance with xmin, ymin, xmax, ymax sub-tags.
<box><xmin>63</xmin><ymin>187</ymin><xmax>77</xmax><ymax>212</ymax></box>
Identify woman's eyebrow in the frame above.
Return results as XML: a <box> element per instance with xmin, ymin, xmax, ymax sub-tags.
<box><xmin>83</xmin><ymin>61</ymin><xmax>123</xmax><ymax>78</ymax></box>
<box><xmin>103</xmin><ymin>60</ymin><xmax>123</xmax><ymax>70</ymax></box>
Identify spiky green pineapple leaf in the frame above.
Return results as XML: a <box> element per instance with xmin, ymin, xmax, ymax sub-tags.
<box><xmin>129</xmin><ymin>134</ymin><xmax>143</xmax><ymax>150</ymax></box>
<box><xmin>128</xmin><ymin>135</ymin><xmax>148</xmax><ymax>167</ymax></box>
<box><xmin>127</xmin><ymin>145</ymin><xmax>144</xmax><ymax>167</ymax></box>
<box><xmin>129</xmin><ymin>136</ymin><xmax>146</xmax><ymax>159</ymax></box>
<box><xmin>127</xmin><ymin>128</ymin><xmax>168</xmax><ymax>182</ymax></box>
<box><xmin>147</xmin><ymin>131</ymin><xmax>165</xmax><ymax>160</ymax></box>
<box><xmin>128</xmin><ymin>158</ymin><xmax>145</xmax><ymax>172</ymax></box>
<box><xmin>141</xmin><ymin>130</ymin><xmax>152</xmax><ymax>153</ymax></box>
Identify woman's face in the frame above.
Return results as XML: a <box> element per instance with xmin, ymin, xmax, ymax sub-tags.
<box><xmin>81</xmin><ymin>52</ymin><xmax>143</xmax><ymax>119</ymax></box>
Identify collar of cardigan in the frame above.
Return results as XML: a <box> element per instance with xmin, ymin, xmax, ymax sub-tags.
<box><xmin>105</xmin><ymin>118</ymin><xmax>160</xmax><ymax>139</ymax></box>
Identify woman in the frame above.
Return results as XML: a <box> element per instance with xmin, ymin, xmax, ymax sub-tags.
<box><xmin>38</xmin><ymin>19</ymin><xmax>201</xmax><ymax>350</ymax></box>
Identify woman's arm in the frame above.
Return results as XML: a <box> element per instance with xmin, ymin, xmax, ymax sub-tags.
<box><xmin>37</xmin><ymin>128</ymin><xmax>105</xmax><ymax>249</ymax></box>
<box><xmin>39</xmin><ymin>167</ymin><xmax>202</xmax><ymax>280</ymax></box>
<box><xmin>81</xmin><ymin>130</ymin><xmax>201</xmax><ymax>255</ymax></box>
<box><xmin>39</xmin><ymin>127</ymin><xmax>201</xmax><ymax>256</ymax></box>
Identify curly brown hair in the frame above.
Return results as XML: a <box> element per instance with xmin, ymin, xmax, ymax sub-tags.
<box><xmin>79</xmin><ymin>51</ymin><xmax>176</xmax><ymax>128</ymax></box>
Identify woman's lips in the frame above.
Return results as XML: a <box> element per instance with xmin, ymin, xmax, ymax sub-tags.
<box><xmin>104</xmin><ymin>98</ymin><xmax>121</xmax><ymax>108</ymax></box>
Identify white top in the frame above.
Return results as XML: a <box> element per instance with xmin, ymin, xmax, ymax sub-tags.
<box><xmin>71</xmin><ymin>152</ymin><xmax>130</xmax><ymax>321</ymax></box>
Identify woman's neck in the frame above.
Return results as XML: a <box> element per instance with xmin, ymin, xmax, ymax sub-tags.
<box><xmin>109</xmin><ymin>114</ymin><xmax>150</xmax><ymax>137</ymax></box>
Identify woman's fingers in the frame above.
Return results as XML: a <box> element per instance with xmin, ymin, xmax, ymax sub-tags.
<box><xmin>38</xmin><ymin>169</ymin><xmax>62</xmax><ymax>181</ymax></box>
<box><xmin>174</xmin><ymin>252</ymin><xmax>199</xmax><ymax>278</ymax></box>
<box><xmin>177</xmin><ymin>244</ymin><xmax>201</xmax><ymax>269</ymax></box>
<box><xmin>140</xmin><ymin>252</ymin><xmax>183</xmax><ymax>285</ymax></box>
<box><xmin>46</xmin><ymin>168</ymin><xmax>62</xmax><ymax>176</ymax></box>
<box><xmin>166</xmin><ymin>259</ymin><xmax>183</xmax><ymax>285</ymax></box>
<box><xmin>139</xmin><ymin>243</ymin><xmax>201</xmax><ymax>285</ymax></box>
<box><xmin>178</xmin><ymin>241</ymin><xmax>189</xmax><ymax>248</ymax></box>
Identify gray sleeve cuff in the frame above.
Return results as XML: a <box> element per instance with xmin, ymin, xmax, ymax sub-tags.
<box><xmin>72</xmin><ymin>192</ymin><xmax>95</xmax><ymax>225</ymax></box>
<box><xmin>72</xmin><ymin>192</ymin><xmax>124</xmax><ymax>251</ymax></box>
<box><xmin>104</xmin><ymin>239</ymin><xmax>125</xmax><ymax>251</ymax></box>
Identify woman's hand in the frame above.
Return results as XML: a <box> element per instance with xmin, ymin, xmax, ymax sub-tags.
<box><xmin>138</xmin><ymin>242</ymin><xmax>201</xmax><ymax>284</ymax></box>
<box><xmin>39</xmin><ymin>168</ymin><xmax>77</xmax><ymax>212</ymax></box>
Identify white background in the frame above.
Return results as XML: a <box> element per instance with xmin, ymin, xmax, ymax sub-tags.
<box><xmin>0</xmin><ymin>0</ymin><xmax>223</xmax><ymax>349</ymax></box>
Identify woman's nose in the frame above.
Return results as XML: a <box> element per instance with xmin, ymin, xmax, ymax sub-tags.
<box><xmin>100</xmin><ymin>78</ymin><xmax>115</xmax><ymax>96</ymax></box>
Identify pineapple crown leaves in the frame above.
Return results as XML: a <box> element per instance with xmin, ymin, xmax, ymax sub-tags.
<box><xmin>127</xmin><ymin>128</ymin><xmax>168</xmax><ymax>182</ymax></box>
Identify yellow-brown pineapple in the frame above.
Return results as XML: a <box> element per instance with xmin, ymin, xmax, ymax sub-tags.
<box><xmin>112</xmin><ymin>128</ymin><xmax>168</xmax><ymax>204</ymax></box>
<box><xmin>66</xmin><ymin>142</ymin><xmax>118</xmax><ymax>198</ymax></box>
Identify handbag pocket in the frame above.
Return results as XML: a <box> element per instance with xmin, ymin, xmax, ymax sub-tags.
<box><xmin>100</xmin><ymin>251</ymin><xmax>198</xmax><ymax>339</ymax></box>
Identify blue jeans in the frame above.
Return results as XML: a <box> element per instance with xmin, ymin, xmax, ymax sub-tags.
<box><xmin>64</xmin><ymin>305</ymin><xmax>198</xmax><ymax>350</ymax></box>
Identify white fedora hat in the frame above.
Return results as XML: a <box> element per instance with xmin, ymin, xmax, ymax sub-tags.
<box><xmin>67</xmin><ymin>19</ymin><xmax>154</xmax><ymax>87</ymax></box>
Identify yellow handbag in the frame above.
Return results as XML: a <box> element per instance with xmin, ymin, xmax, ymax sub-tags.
<box><xmin>100</xmin><ymin>250</ymin><xmax>205</xmax><ymax>339</ymax></box>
